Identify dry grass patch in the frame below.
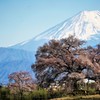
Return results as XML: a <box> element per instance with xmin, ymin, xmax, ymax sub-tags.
<box><xmin>50</xmin><ymin>94</ymin><xmax>100</xmax><ymax>100</ymax></box>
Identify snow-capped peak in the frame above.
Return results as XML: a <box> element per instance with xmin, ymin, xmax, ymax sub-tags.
<box><xmin>34</xmin><ymin>10</ymin><xmax>100</xmax><ymax>40</ymax></box>
<box><xmin>11</xmin><ymin>10</ymin><xmax>100</xmax><ymax>52</ymax></box>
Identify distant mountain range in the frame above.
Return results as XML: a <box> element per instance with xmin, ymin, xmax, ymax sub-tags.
<box><xmin>0</xmin><ymin>47</ymin><xmax>35</xmax><ymax>84</ymax></box>
<box><xmin>0</xmin><ymin>10</ymin><xmax>100</xmax><ymax>84</ymax></box>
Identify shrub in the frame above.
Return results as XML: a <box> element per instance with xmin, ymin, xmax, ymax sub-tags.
<box><xmin>0</xmin><ymin>87</ymin><xmax>10</xmax><ymax>100</ymax></box>
<box><xmin>31</xmin><ymin>89</ymin><xmax>48</xmax><ymax>100</ymax></box>
<box><xmin>48</xmin><ymin>90</ymin><xmax>64</xmax><ymax>99</ymax></box>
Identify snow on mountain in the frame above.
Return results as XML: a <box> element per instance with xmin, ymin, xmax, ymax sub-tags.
<box><xmin>34</xmin><ymin>10</ymin><xmax>100</xmax><ymax>40</ymax></box>
<box><xmin>11</xmin><ymin>10</ymin><xmax>100</xmax><ymax>52</ymax></box>
<box><xmin>0</xmin><ymin>47</ymin><xmax>35</xmax><ymax>84</ymax></box>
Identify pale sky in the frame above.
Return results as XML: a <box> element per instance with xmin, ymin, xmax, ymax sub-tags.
<box><xmin>0</xmin><ymin>0</ymin><xmax>100</xmax><ymax>47</ymax></box>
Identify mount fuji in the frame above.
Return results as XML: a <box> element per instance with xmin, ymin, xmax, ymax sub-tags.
<box><xmin>12</xmin><ymin>10</ymin><xmax>100</xmax><ymax>52</ymax></box>
<box><xmin>0</xmin><ymin>10</ymin><xmax>100</xmax><ymax>84</ymax></box>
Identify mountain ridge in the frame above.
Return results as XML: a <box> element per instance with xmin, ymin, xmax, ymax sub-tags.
<box><xmin>11</xmin><ymin>10</ymin><xmax>100</xmax><ymax>52</ymax></box>
<box><xmin>33</xmin><ymin>10</ymin><xmax>100</xmax><ymax>40</ymax></box>
<box><xmin>0</xmin><ymin>47</ymin><xmax>35</xmax><ymax>84</ymax></box>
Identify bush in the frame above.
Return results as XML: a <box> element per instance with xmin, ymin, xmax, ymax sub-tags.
<box><xmin>87</xmin><ymin>88</ymin><xmax>96</xmax><ymax>95</ymax></box>
<box><xmin>0</xmin><ymin>87</ymin><xmax>10</xmax><ymax>100</ymax></box>
<box><xmin>31</xmin><ymin>89</ymin><xmax>48</xmax><ymax>100</ymax></box>
<box><xmin>48</xmin><ymin>90</ymin><xmax>64</xmax><ymax>99</ymax></box>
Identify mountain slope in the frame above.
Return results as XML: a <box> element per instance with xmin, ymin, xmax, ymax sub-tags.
<box><xmin>0</xmin><ymin>48</ymin><xmax>35</xmax><ymax>84</ymax></box>
<box><xmin>12</xmin><ymin>39</ymin><xmax>47</xmax><ymax>53</ymax></box>
<box><xmin>11</xmin><ymin>10</ymin><xmax>100</xmax><ymax>52</ymax></box>
<box><xmin>34</xmin><ymin>10</ymin><xmax>100</xmax><ymax>40</ymax></box>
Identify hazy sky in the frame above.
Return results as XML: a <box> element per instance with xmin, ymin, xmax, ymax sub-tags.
<box><xmin>0</xmin><ymin>0</ymin><xmax>100</xmax><ymax>47</ymax></box>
